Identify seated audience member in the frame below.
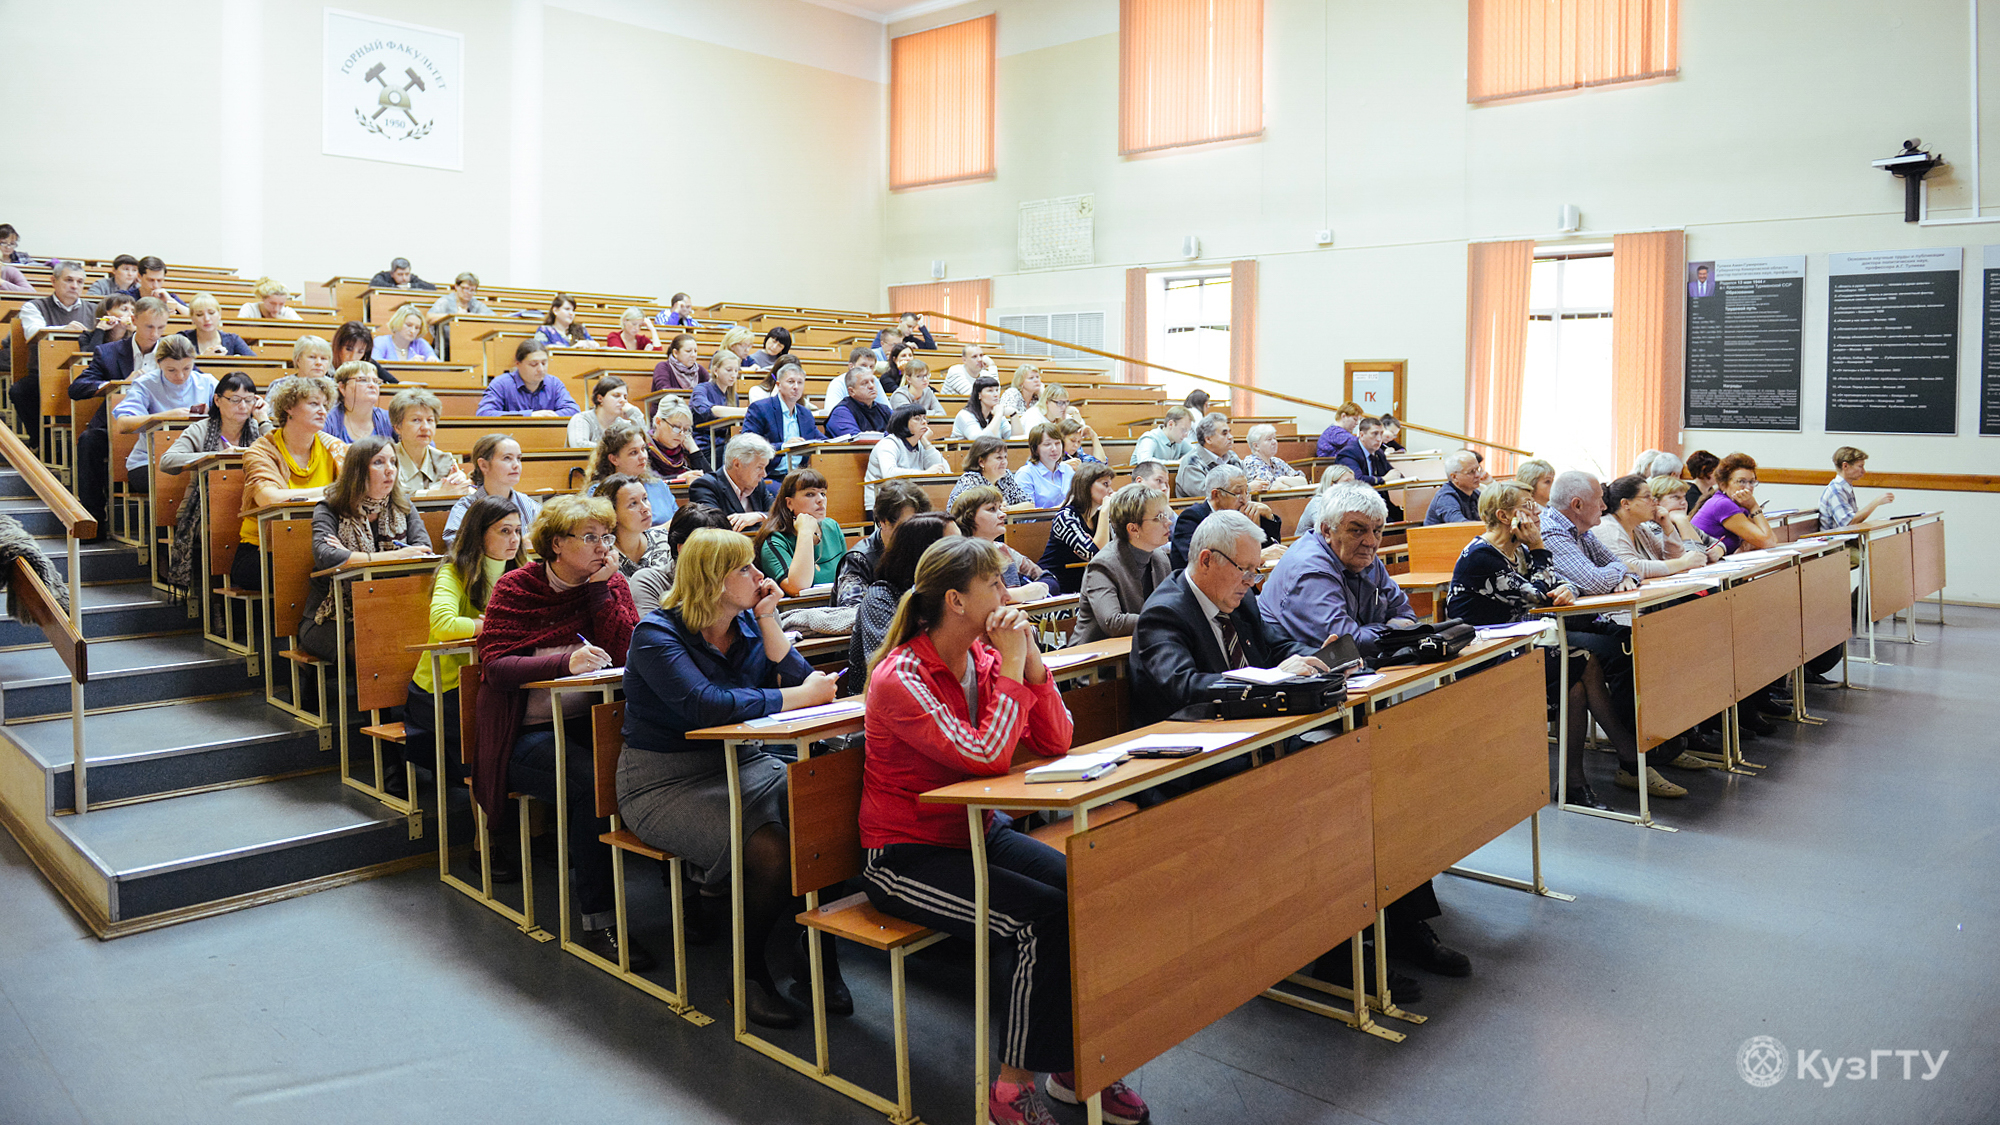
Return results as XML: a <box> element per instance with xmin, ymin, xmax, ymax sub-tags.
<box><xmin>1379</xmin><ymin>413</ymin><xmax>1407</xmax><ymax>453</ymax></box>
<box><xmin>1689</xmin><ymin>453</ymin><xmax>1773</xmax><ymax>554</ymax></box>
<box><xmin>406</xmin><ymin>495</ymin><xmax>525</xmax><ymax>796</ymax></box>
<box><xmin>1593</xmin><ymin>474</ymin><xmax>1705</xmax><ymax>578</ymax></box>
<box><xmin>11</xmin><ymin>260</ymin><xmax>95</xmax><ymax>439</ymax></box>
<box><xmin>159</xmin><ymin>373</ymin><xmax>267</xmax><ymax>591</ymax></box>
<box><xmin>950</xmin><ymin>434</ymin><xmax>1032</xmax><ymax>508</ymax></box>
<box><xmin>239</xmin><ymin>277</ymin><xmax>298</xmax><ymax>320</ymax></box>
<box><xmin>236</xmin><ymin>375</ymin><xmax>345</xmax><ymax>589</ymax></box>
<box><xmin>1175</xmin><ymin>413</ymin><xmax>1244</xmax><ymax>498</ymax></box>
<box><xmin>1074</xmin><ymin>483</ymin><xmax>1172</xmax><ymax>643</ymax></box>
<box><xmin>1057</xmin><ymin>417</ymin><xmax>1107</xmax><ymax>466</ymax></box>
<box><xmin>742</xmin><ymin>357</ymin><xmax>823</xmax><ymax>480</ymax></box>
<box><xmin>1261</xmin><ymin>482</ymin><xmax>1416</xmax><ymax>660</ymax></box>
<box><xmin>1819</xmin><ymin>445</ymin><xmax>1894</xmax><ymax>529</ymax></box>
<box><xmin>873</xmin><ymin>311</ymin><xmax>936</xmax><ymax>353</ymax></box>
<box><xmin>568</xmin><ymin>374</ymin><xmax>648</xmax><ymax>448</ymax></box>
<box><xmin>618</xmin><ymin>525</ymin><xmax>843</xmax><ymax>1026</ymax></box>
<box><xmin>952</xmin><ymin>375</ymin><xmax>1017</xmax><ymax>440</ymax></box>
<box><xmin>627</xmin><ymin>503</ymin><xmax>733</xmax><ymax>612</ymax></box>
<box><xmin>88</xmin><ymin>254</ymin><xmax>141</xmax><ymax>297</ymax></box>
<box><xmin>1243</xmin><ymin>424</ymin><xmax>1309</xmax><ymax>491</ymax></box>
<box><xmin>692</xmin><ymin>350</ymin><xmax>747</xmax><ymax>457</ymax></box>
<box><xmin>1013</xmin><ymin>422</ymin><xmax>1074</xmax><ymax>508</ymax></box>
<box><xmin>375</xmin><ymin>306</ymin><xmax>438</xmax><ymax>363</ymax></box>
<box><xmin>297</xmin><ymin>437</ymin><xmax>435</xmax><ymax>666</ymax></box>
<box><xmin>1132</xmin><ymin>405</ymin><xmax>1194</xmax><ymax>465</ymax></box>
<box><xmin>1297</xmin><ymin>465</ymin><xmax>1358</xmax><ymax>536</ymax></box>
<box><xmin>111</xmin><ymin>334</ymin><xmax>216</xmax><ymax>488</ymax></box>
<box><xmin>821</xmin><ymin>348</ymin><xmax>881</xmax><ymax>411</ymax></box>
<box><xmin>889</xmin><ymin>358</ymin><xmax>945</xmax><ymax>417</ymax></box>
<box><xmin>869</xmin><ymin>326</ymin><xmax>905</xmax><ymax>367</ymax></box>
<box><xmin>325</xmin><ymin>362</ymin><xmax>394</xmax><ymax>441</ymax></box>
<box><xmin>645</xmin><ymin>398</ymin><xmax>710</xmax><ymax>482</ymax></box>
<box><xmin>950</xmin><ymin>486</ymin><xmax>1051</xmax><ymax>601</ymax></box>
<box><xmin>1650</xmin><ymin>475</ymin><xmax>1723</xmax><ymax>560</ymax></box>
<box><xmin>583</xmin><ymin>420</ymin><xmax>677</xmax><ymax>527</ymax></box>
<box><xmin>0</xmin><ymin>224</ymin><xmax>27</xmax><ymax>264</ymax></box>
<box><xmin>997</xmin><ymin>364</ymin><xmax>1042</xmax><ymax>420</ymax></box>
<box><xmin>747</xmin><ymin>326</ymin><xmax>791</xmax><ymax>370</ymax></box>
<box><xmin>941</xmin><ymin>342</ymin><xmax>997</xmax><ymax>394</ymax></box>
<box><xmin>1183</xmin><ymin>389</ymin><xmax>1210</xmax><ymax>417</ymax></box>
<box><xmin>1020</xmin><ymin>382</ymin><xmax>1075</xmax><ymax>433</ymax></box>
<box><xmin>180</xmin><ymin>293</ymin><xmax>255</xmax><ymax>356</ymax></box>
<box><xmin>847</xmin><ymin>512</ymin><xmax>958</xmax><ymax>683</ymax></box>
<box><xmin>1513</xmin><ymin>458</ymin><xmax>1555</xmax><ymax>506</ymax></box>
<box><xmin>857</xmin><ymin>534</ymin><xmax>1149</xmax><ymax>1125</ymax></box>
<box><xmin>878</xmin><ymin>346</ymin><xmax>913</xmax><ymax>398</ymax></box>
<box><xmin>826</xmin><ymin>366</ymin><xmax>893</xmax><ymax>436</ymax></box>
<box><xmin>1131</xmin><ymin>459</ymin><xmax>1171</xmax><ymax>495</ymax></box>
<box><xmin>1041</xmin><ymin>463</ymin><xmax>1114</xmax><ymax>595</ymax></box>
<box><xmin>442</xmin><ymin>434</ymin><xmax>541</xmax><ymax>547</ymax></box>
<box><xmin>475</xmin><ymin>494</ymin><xmax>645</xmax><ymax>968</ymax></box>
<box><xmin>388</xmin><ymin>388</ymin><xmax>469</xmax><ymax>497</ymax></box>
<box><xmin>1444</xmin><ymin>482</ymin><xmax>1678</xmax><ymax>806</ymax></box>
<box><xmin>1332</xmin><ymin>416</ymin><xmax>1390</xmax><ymax>486</ymax></box>
<box><xmin>605</xmin><ymin>307</ymin><xmax>662</xmax><ymax>352</ymax></box>
<box><xmin>652</xmin><ymin>333</ymin><xmax>706</xmax><ymax>392</ymax></box>
<box><xmin>864</xmin><ymin>404</ymin><xmax>947</xmax><ymax>514</ymax></box>
<box><xmin>654</xmin><ymin>291</ymin><xmax>698</xmax><ymax>327</ymax></box>
<box><xmin>1424</xmin><ymin>450</ymin><xmax>1486</xmax><ymax>525</ymax></box>
<box><xmin>136</xmin><ymin>258</ymin><xmax>188</xmax><ymax>315</ymax></box>
<box><xmin>753</xmin><ymin>470</ymin><xmax>848</xmax><ymax>595</ymax></box>
<box><xmin>369</xmin><ymin>257</ymin><xmax>436</xmax><ymax>290</ymax></box>
<box><xmin>80</xmin><ymin>293</ymin><xmax>136</xmax><ymax>352</ymax></box>
<box><xmin>1540</xmin><ymin>471</ymin><xmax>1639</xmax><ymax>594</ymax></box>
<box><xmin>1315</xmin><ymin>401</ymin><xmax>1365</xmax><ymax>458</ymax></box>
<box><xmin>535</xmin><ymin>293</ymin><xmax>595</xmax><ymax>350</ymax></box>
<box><xmin>591</xmin><ymin>473</ymin><xmax>674</xmax><ymax>576</ymax></box>
<box><xmin>72</xmin><ymin>298</ymin><xmax>175</xmax><ymax>527</ymax></box>
<box><xmin>1684</xmin><ymin>449</ymin><xmax>1721</xmax><ymax>513</ymax></box>
<box><xmin>426</xmin><ymin>272</ymin><xmax>492</xmax><ymax>355</ymax></box>
<box><xmin>711</xmin><ymin>325</ymin><xmax>755</xmax><ymax>370</ymax></box>
<box><xmin>332</xmin><ymin>320</ymin><xmax>398</xmax><ymax>385</ymax></box>
<box><xmin>0</xmin><ymin>261</ymin><xmax>26</xmax><ymax>293</ymax></box>
<box><xmin>833</xmin><ymin>479</ymin><xmax>933</xmax><ymax>607</ymax></box>
<box><xmin>477</xmin><ymin>340</ymin><xmax>579</xmax><ymax>417</ymax></box>
<box><xmin>689</xmin><ymin>434</ymin><xmax>779</xmax><ymax>530</ymax></box>
<box><xmin>1170</xmin><ymin>464</ymin><xmax>1282</xmax><ymax>570</ymax></box>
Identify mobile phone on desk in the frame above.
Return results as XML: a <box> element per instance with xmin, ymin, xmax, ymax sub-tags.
<box><xmin>1314</xmin><ymin>635</ymin><xmax>1364</xmax><ymax>674</ymax></box>
<box><xmin>1126</xmin><ymin>746</ymin><xmax>1203</xmax><ymax>759</ymax></box>
<box><xmin>187</xmin><ymin>403</ymin><xmax>207</xmax><ymax>416</ymax></box>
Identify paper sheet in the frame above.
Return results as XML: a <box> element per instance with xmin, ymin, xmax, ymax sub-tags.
<box><xmin>745</xmin><ymin>700</ymin><xmax>865</xmax><ymax>728</ymax></box>
<box><xmin>1474</xmin><ymin>620</ymin><xmax>1555</xmax><ymax>639</ymax></box>
<box><xmin>1221</xmin><ymin>666</ymin><xmax>1292</xmax><ymax>685</ymax></box>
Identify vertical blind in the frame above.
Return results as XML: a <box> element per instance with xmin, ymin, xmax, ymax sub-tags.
<box><xmin>1123</xmin><ymin>267</ymin><xmax>1151</xmax><ymax>383</ymax></box>
<box><xmin>890</xmin><ymin>15</ymin><xmax>996</xmax><ymax>190</ymax></box>
<box><xmin>888</xmin><ymin>279</ymin><xmax>991</xmax><ymax>344</ymax></box>
<box><xmin>1468</xmin><ymin>0</ymin><xmax>1678</xmax><ymax>103</ymax></box>
<box><xmin>1228</xmin><ymin>259</ymin><xmax>1257</xmax><ymax>418</ymax></box>
<box><xmin>1464</xmin><ymin>240</ymin><xmax>1535</xmax><ymax>473</ymax></box>
<box><xmin>1120</xmin><ymin>0</ymin><xmax>1264</xmax><ymax>155</ymax></box>
<box><xmin>1610</xmin><ymin>230</ymin><xmax>1686</xmax><ymax>473</ymax></box>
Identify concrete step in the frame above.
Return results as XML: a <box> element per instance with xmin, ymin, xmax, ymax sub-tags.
<box><xmin>0</xmin><ymin>467</ymin><xmax>35</xmax><ymax>500</ymax></box>
<box><xmin>0</xmin><ymin>579</ymin><xmax>192</xmax><ymax>648</ymax></box>
<box><xmin>26</xmin><ymin>533</ymin><xmax>151</xmax><ymax>584</ymax></box>
<box><xmin>0</xmin><ymin>497</ymin><xmax>73</xmax><ymax>538</ymax></box>
<box><xmin>0</xmin><ymin>633</ymin><xmax>257</xmax><ymax>720</ymax></box>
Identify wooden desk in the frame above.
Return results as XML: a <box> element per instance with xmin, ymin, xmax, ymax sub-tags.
<box><xmin>521</xmin><ymin>667</ymin><xmax>629</xmax><ymax>962</ymax></box>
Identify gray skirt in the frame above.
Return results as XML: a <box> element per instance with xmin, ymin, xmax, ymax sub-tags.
<box><xmin>616</xmin><ymin>743</ymin><xmax>789</xmax><ymax>886</ymax></box>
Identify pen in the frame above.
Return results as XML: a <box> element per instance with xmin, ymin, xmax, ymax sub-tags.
<box><xmin>1079</xmin><ymin>762</ymin><xmax>1119</xmax><ymax>781</ymax></box>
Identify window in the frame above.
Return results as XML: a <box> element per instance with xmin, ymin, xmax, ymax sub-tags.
<box><xmin>890</xmin><ymin>15</ymin><xmax>996</xmax><ymax>189</ymax></box>
<box><xmin>1468</xmin><ymin>0</ymin><xmax>1678</xmax><ymax>103</ymax></box>
<box><xmin>1120</xmin><ymin>0</ymin><xmax>1264</xmax><ymax>155</ymax></box>
<box><xmin>1149</xmin><ymin>273</ymin><xmax>1231</xmax><ymax>402</ymax></box>
<box><xmin>1522</xmin><ymin>250</ymin><xmax>1616</xmax><ymax>477</ymax></box>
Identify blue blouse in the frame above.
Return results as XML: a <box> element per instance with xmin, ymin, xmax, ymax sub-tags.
<box><xmin>535</xmin><ymin>324</ymin><xmax>592</xmax><ymax>348</ymax></box>
<box><xmin>1013</xmin><ymin>460</ymin><xmax>1073</xmax><ymax>509</ymax></box>
<box><xmin>622</xmin><ymin>607</ymin><xmax>813</xmax><ymax>755</ymax></box>
<box><xmin>323</xmin><ymin>406</ymin><xmax>394</xmax><ymax>441</ymax></box>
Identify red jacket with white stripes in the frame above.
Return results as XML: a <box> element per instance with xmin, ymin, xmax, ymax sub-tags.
<box><xmin>859</xmin><ymin>633</ymin><xmax>1074</xmax><ymax>850</ymax></box>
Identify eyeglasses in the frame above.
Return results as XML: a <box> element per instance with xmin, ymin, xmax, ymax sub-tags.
<box><xmin>1219</xmin><ymin>488</ymin><xmax>1248</xmax><ymax>502</ymax></box>
<box><xmin>1147</xmin><ymin>510</ymin><xmax>1174</xmax><ymax>526</ymax></box>
<box><xmin>218</xmin><ymin>395</ymin><xmax>258</xmax><ymax>407</ymax></box>
<box><xmin>1209</xmin><ymin>550</ymin><xmax>1260</xmax><ymax>583</ymax></box>
<box><xmin>565</xmin><ymin>533</ymin><xmax>615</xmax><ymax>547</ymax></box>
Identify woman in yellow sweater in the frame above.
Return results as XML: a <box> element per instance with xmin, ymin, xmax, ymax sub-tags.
<box><xmin>405</xmin><ymin>495</ymin><xmax>528</xmax><ymax>785</ymax></box>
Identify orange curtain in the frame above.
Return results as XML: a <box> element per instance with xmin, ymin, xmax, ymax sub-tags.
<box><xmin>1119</xmin><ymin>0</ymin><xmax>1264</xmax><ymax>155</ymax></box>
<box><xmin>1123</xmin><ymin>267</ymin><xmax>1150</xmax><ymax>383</ymax></box>
<box><xmin>890</xmin><ymin>16</ymin><xmax>996</xmax><ymax>189</ymax></box>
<box><xmin>1610</xmin><ymin>230</ymin><xmax>1685</xmax><ymax>473</ymax></box>
<box><xmin>1468</xmin><ymin>0</ymin><xmax>1678</xmax><ymax>103</ymax></box>
<box><xmin>1228</xmin><ymin>259</ymin><xmax>1257</xmax><ymax>418</ymax></box>
<box><xmin>1465</xmin><ymin>240</ymin><xmax>1534</xmax><ymax>473</ymax></box>
<box><xmin>888</xmin><ymin>279</ymin><xmax>990</xmax><ymax>344</ymax></box>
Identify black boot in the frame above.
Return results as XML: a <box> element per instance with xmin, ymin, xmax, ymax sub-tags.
<box><xmin>1310</xmin><ymin>939</ymin><xmax>1424</xmax><ymax>1003</ymax></box>
<box><xmin>789</xmin><ymin>929</ymin><xmax>853</xmax><ymax>1015</ymax></box>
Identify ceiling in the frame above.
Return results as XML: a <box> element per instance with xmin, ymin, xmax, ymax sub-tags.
<box><xmin>801</xmin><ymin>0</ymin><xmax>967</xmax><ymax>23</ymax></box>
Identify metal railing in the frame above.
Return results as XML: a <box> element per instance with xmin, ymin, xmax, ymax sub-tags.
<box><xmin>0</xmin><ymin>425</ymin><xmax>94</xmax><ymax>814</ymax></box>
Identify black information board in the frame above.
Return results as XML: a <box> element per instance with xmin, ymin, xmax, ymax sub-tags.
<box><xmin>1683</xmin><ymin>256</ymin><xmax>1806</xmax><ymax>430</ymax></box>
<box><xmin>1982</xmin><ymin>246</ymin><xmax>2000</xmax><ymax>436</ymax></box>
<box><xmin>1825</xmin><ymin>249</ymin><xmax>1961</xmax><ymax>435</ymax></box>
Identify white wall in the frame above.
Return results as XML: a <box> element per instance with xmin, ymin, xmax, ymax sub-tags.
<box><xmin>881</xmin><ymin>0</ymin><xmax>1999</xmax><ymax>600</ymax></box>
<box><xmin>0</xmin><ymin>0</ymin><xmax>886</xmax><ymax>311</ymax></box>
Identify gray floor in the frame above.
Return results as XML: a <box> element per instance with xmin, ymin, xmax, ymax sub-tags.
<box><xmin>4</xmin><ymin>607</ymin><xmax>1997</xmax><ymax>1125</ymax></box>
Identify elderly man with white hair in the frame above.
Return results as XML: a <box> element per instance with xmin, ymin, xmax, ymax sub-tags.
<box><xmin>1168</xmin><ymin>462</ymin><xmax>1283</xmax><ymax>570</ymax></box>
<box><xmin>1260</xmin><ymin>482</ymin><xmax>1419</xmax><ymax>662</ymax></box>
<box><xmin>687</xmin><ymin>432</ymin><xmax>778</xmax><ymax>530</ymax></box>
<box><xmin>1423</xmin><ymin>449</ymin><xmax>1486</xmax><ymax>524</ymax></box>
<box><xmin>1540</xmin><ymin>470</ymin><xmax>1639</xmax><ymax>596</ymax></box>
<box><xmin>1174</xmin><ymin>412</ymin><xmax>1245</xmax><ymax>498</ymax></box>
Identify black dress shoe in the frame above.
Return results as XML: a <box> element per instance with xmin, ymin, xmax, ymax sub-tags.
<box><xmin>1756</xmin><ymin>696</ymin><xmax>1793</xmax><ymax>718</ymax></box>
<box><xmin>1392</xmin><ymin>920</ymin><xmax>1472</xmax><ymax>978</ymax></box>
<box><xmin>744</xmin><ymin>978</ymin><xmax>802</xmax><ymax>1029</ymax></box>
<box><xmin>381</xmin><ymin>762</ymin><xmax>408</xmax><ymax>800</ymax></box>
<box><xmin>477</xmin><ymin>839</ymin><xmax>520</xmax><ymax>884</ymax></box>
<box><xmin>1310</xmin><ymin>941</ymin><xmax>1424</xmax><ymax>1003</ymax></box>
<box><xmin>1565</xmin><ymin>782</ymin><xmax>1609</xmax><ymax>811</ymax></box>
<box><xmin>1739</xmin><ymin>709</ymin><xmax>1777</xmax><ymax>737</ymax></box>
<box><xmin>576</xmin><ymin>926</ymin><xmax>657</xmax><ymax>974</ymax></box>
<box><xmin>1680</xmin><ymin>730</ymin><xmax>1722</xmax><ymax>757</ymax></box>
<box><xmin>789</xmin><ymin>930</ymin><xmax>854</xmax><ymax>1015</ymax></box>
<box><xmin>1803</xmin><ymin>670</ymin><xmax>1836</xmax><ymax>687</ymax></box>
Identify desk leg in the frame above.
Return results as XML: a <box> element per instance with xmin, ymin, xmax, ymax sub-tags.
<box><xmin>1788</xmin><ymin>666</ymin><xmax>1826</xmax><ymax>726</ymax></box>
<box><xmin>1447</xmin><ymin>810</ymin><xmax>1576</xmax><ymax>901</ymax></box>
<box><xmin>1369</xmin><ymin>909</ymin><xmax>1425</xmax><ymax>1025</ymax></box>
<box><xmin>431</xmin><ymin>654</ymin><xmax>451</xmax><ymax>878</ymax></box>
<box><xmin>969</xmin><ymin>805</ymin><xmax>991</xmax><ymax>1125</ymax></box>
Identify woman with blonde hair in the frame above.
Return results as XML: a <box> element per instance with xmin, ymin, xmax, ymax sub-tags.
<box><xmin>713</xmin><ymin>325</ymin><xmax>755</xmax><ymax>370</ymax></box>
<box><xmin>179</xmin><ymin>293</ymin><xmax>255</xmax><ymax>356</ymax></box>
<box><xmin>605</xmin><ymin>307</ymin><xmax>660</xmax><ymax>352</ymax></box>
<box><xmin>325</xmin><ymin>361</ymin><xmax>394</xmax><ymax>441</ymax></box>
<box><xmin>240</xmin><ymin>277</ymin><xmax>301</xmax><ymax>320</ymax></box>
<box><xmin>289</xmin><ymin>335</ymin><xmax>334</xmax><ymax>382</ymax></box>
<box><xmin>997</xmin><ymin>364</ymin><xmax>1043</xmax><ymax>423</ymax></box>
<box><xmin>374</xmin><ymin>305</ymin><xmax>438</xmax><ymax>363</ymax></box>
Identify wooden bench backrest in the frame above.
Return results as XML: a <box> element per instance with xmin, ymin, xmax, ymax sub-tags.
<box><xmin>351</xmin><ymin>572</ymin><xmax>437</xmax><ymax>712</ymax></box>
<box><xmin>811</xmin><ymin>444</ymin><xmax>872</xmax><ymax>526</ymax></box>
<box><xmin>266</xmin><ymin>514</ymin><xmax>316</xmax><ymax>637</ymax></box>
<box><xmin>204</xmin><ymin>467</ymin><xmax>246</xmax><ymax>577</ymax></box>
<box><xmin>420</xmin><ymin>508</ymin><xmax>449</xmax><ymax>549</ymax></box>
<box><xmin>1406</xmin><ymin>520</ymin><xmax>1481</xmax><ymax>572</ymax></box>
<box><xmin>1004</xmin><ymin>511</ymin><xmax>1058</xmax><ymax>567</ymax></box>
<box><xmin>151</xmin><ymin>431</ymin><xmax>192</xmax><ymax>527</ymax></box>
<box><xmin>787</xmin><ymin>747</ymin><xmax>866</xmax><ymax>897</ymax></box>
<box><xmin>458</xmin><ymin>663</ymin><xmax>482</xmax><ymax>768</ymax></box>
<box><xmin>592</xmin><ymin>700</ymin><xmax>625</xmax><ymax>819</ymax></box>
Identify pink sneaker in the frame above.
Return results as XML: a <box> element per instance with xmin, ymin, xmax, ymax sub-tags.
<box><xmin>1046</xmin><ymin>1071</ymin><xmax>1150</xmax><ymax>1124</ymax></box>
<box><xmin>990</xmin><ymin>1078</ymin><xmax>1058</xmax><ymax>1125</ymax></box>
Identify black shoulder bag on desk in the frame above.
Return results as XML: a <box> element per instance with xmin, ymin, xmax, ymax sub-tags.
<box><xmin>1373</xmin><ymin>618</ymin><xmax>1477</xmax><ymax>666</ymax></box>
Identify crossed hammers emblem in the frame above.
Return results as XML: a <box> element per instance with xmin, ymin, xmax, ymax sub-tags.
<box><xmin>363</xmin><ymin>62</ymin><xmax>426</xmax><ymax>124</ymax></box>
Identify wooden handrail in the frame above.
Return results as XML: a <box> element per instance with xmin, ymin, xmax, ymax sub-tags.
<box><xmin>913</xmin><ymin>310</ymin><xmax>1535</xmax><ymax>458</ymax></box>
<box><xmin>9</xmin><ymin>557</ymin><xmax>86</xmax><ymax>683</ymax></box>
<box><xmin>1754</xmin><ymin>468</ymin><xmax>1998</xmax><ymax>495</ymax></box>
<box><xmin>0</xmin><ymin>426</ymin><xmax>96</xmax><ymax>538</ymax></box>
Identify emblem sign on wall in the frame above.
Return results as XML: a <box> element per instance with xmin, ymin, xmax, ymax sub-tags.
<box><xmin>322</xmin><ymin>8</ymin><xmax>464</xmax><ymax>171</ymax></box>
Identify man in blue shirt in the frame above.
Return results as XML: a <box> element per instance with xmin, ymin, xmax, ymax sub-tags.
<box><xmin>477</xmin><ymin>340</ymin><xmax>579</xmax><ymax>417</ymax></box>
<box><xmin>1423</xmin><ymin>450</ymin><xmax>1486</xmax><ymax>525</ymax></box>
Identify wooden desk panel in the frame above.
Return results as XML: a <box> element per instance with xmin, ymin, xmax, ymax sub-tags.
<box><xmin>1729</xmin><ymin>568</ymin><xmax>1803</xmax><ymax>700</ymax></box>
<box><xmin>1058</xmin><ymin>676</ymin><xmax>1128</xmax><ymax>749</ymax></box>
<box><xmin>1800</xmin><ymin>551</ymin><xmax>1851</xmax><ymax>656</ymax></box>
<box><xmin>1369</xmin><ymin>649</ymin><xmax>1546</xmax><ymax>905</ymax></box>
<box><xmin>1911</xmin><ymin>519</ymin><xmax>1946</xmax><ymax>600</ymax></box>
<box><xmin>1867</xmin><ymin>530</ymin><xmax>1915</xmax><ymax>620</ymax></box>
<box><xmin>1066</xmin><ymin>728</ymin><xmax>1375</xmax><ymax>1097</ymax></box>
<box><xmin>1632</xmin><ymin>593</ymin><xmax>1734</xmax><ymax>750</ymax></box>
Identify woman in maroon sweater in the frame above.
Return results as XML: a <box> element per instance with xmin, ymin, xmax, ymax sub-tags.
<box><xmin>474</xmin><ymin>494</ymin><xmax>644</xmax><ymax>968</ymax></box>
<box><xmin>858</xmin><ymin>536</ymin><xmax>1149</xmax><ymax>1125</ymax></box>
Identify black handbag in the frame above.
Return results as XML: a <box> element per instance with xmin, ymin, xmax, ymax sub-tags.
<box><xmin>1177</xmin><ymin>671</ymin><xmax>1349</xmax><ymax>720</ymax></box>
<box><xmin>1374</xmin><ymin>618</ymin><xmax>1477</xmax><ymax>665</ymax></box>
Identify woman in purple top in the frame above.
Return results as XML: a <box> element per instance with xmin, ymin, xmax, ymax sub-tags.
<box><xmin>1689</xmin><ymin>452</ymin><xmax>1774</xmax><ymax>555</ymax></box>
